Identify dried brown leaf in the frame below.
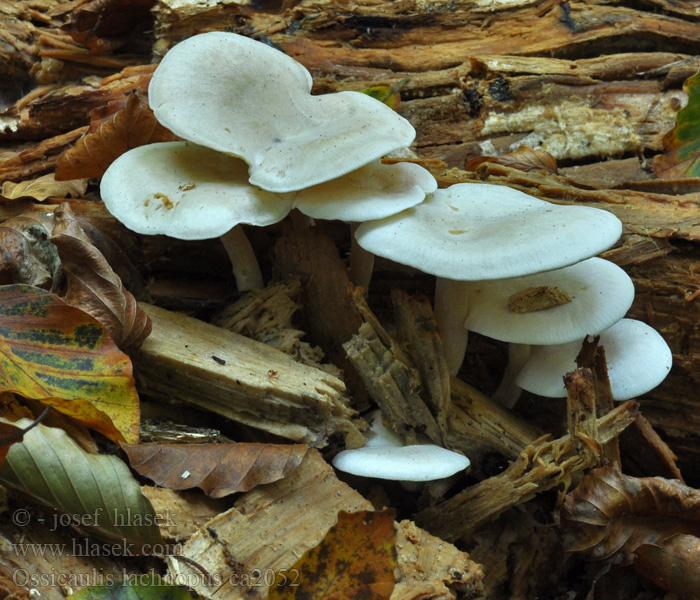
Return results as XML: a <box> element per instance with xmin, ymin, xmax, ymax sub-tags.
<box><xmin>561</xmin><ymin>466</ymin><xmax>700</xmax><ymax>593</ymax></box>
<box><xmin>0</xmin><ymin>213</ymin><xmax>62</xmax><ymax>290</ymax></box>
<box><xmin>465</xmin><ymin>145</ymin><xmax>558</xmax><ymax>174</ymax></box>
<box><xmin>634</xmin><ymin>534</ymin><xmax>700</xmax><ymax>597</ymax></box>
<box><xmin>1</xmin><ymin>173</ymin><xmax>88</xmax><ymax>202</ymax></box>
<box><xmin>121</xmin><ymin>442</ymin><xmax>309</xmax><ymax>498</ymax></box>
<box><xmin>50</xmin><ymin>203</ymin><xmax>151</xmax><ymax>352</ymax></box>
<box><xmin>55</xmin><ymin>92</ymin><xmax>176</xmax><ymax>181</ymax></box>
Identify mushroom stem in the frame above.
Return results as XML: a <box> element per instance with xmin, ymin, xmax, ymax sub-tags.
<box><xmin>349</xmin><ymin>223</ymin><xmax>375</xmax><ymax>288</ymax></box>
<box><xmin>491</xmin><ymin>343</ymin><xmax>532</xmax><ymax>408</ymax></box>
<box><xmin>434</xmin><ymin>277</ymin><xmax>469</xmax><ymax>377</ymax></box>
<box><xmin>219</xmin><ymin>224</ymin><xmax>264</xmax><ymax>292</ymax></box>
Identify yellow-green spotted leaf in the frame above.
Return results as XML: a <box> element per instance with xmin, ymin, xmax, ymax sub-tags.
<box><xmin>69</xmin><ymin>575</ymin><xmax>197</xmax><ymax>600</ymax></box>
<box><xmin>0</xmin><ymin>285</ymin><xmax>139</xmax><ymax>443</ymax></box>
<box><xmin>0</xmin><ymin>419</ymin><xmax>162</xmax><ymax>551</ymax></box>
<box><xmin>269</xmin><ymin>510</ymin><xmax>396</xmax><ymax>600</ymax></box>
<box><xmin>653</xmin><ymin>69</ymin><xmax>700</xmax><ymax>178</ymax></box>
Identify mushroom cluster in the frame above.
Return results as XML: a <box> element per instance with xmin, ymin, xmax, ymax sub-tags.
<box><xmin>355</xmin><ymin>183</ymin><xmax>673</xmax><ymax>407</ymax></box>
<box><xmin>98</xmin><ymin>31</ymin><xmax>672</xmax><ymax>486</ymax></box>
<box><xmin>101</xmin><ymin>32</ymin><xmax>437</xmax><ymax>291</ymax></box>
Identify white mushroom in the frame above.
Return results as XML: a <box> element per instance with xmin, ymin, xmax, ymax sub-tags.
<box><xmin>459</xmin><ymin>257</ymin><xmax>635</xmax><ymax>406</ymax></box>
<box><xmin>355</xmin><ymin>183</ymin><xmax>623</xmax><ymax>374</ymax></box>
<box><xmin>515</xmin><ymin>318</ymin><xmax>673</xmax><ymax>400</ymax></box>
<box><xmin>100</xmin><ymin>142</ymin><xmax>291</xmax><ymax>291</ymax></box>
<box><xmin>149</xmin><ymin>32</ymin><xmax>416</xmax><ymax>193</ymax></box>
<box><xmin>101</xmin><ymin>142</ymin><xmax>435</xmax><ymax>291</ymax></box>
<box><xmin>332</xmin><ymin>410</ymin><xmax>470</xmax><ymax>483</ymax></box>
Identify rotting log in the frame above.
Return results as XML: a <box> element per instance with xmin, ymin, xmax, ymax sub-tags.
<box><xmin>133</xmin><ymin>303</ymin><xmax>356</xmax><ymax>445</ymax></box>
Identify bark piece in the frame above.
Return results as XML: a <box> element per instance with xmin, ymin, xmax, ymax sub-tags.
<box><xmin>344</xmin><ymin>289</ymin><xmax>442</xmax><ymax>445</ymax></box>
<box><xmin>390</xmin><ymin>290</ymin><xmax>451</xmax><ymax>436</ymax></box>
<box><xmin>415</xmin><ymin>396</ymin><xmax>638</xmax><ymax>542</ymax></box>
<box><xmin>167</xmin><ymin>449</ymin><xmax>484</xmax><ymax>600</ymax></box>
<box><xmin>273</xmin><ymin>224</ymin><xmax>365</xmax><ymax>400</ymax></box>
<box><xmin>141</xmin><ymin>486</ymin><xmax>230</xmax><ymax>542</ymax></box>
<box><xmin>133</xmin><ymin>302</ymin><xmax>354</xmax><ymax>445</ymax></box>
<box><xmin>212</xmin><ymin>280</ymin><xmax>335</xmax><ymax>374</ymax></box>
<box><xmin>445</xmin><ymin>378</ymin><xmax>540</xmax><ymax>473</ymax></box>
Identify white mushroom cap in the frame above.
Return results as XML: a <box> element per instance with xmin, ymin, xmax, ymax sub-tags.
<box><xmin>149</xmin><ymin>32</ymin><xmax>416</xmax><ymax>193</ymax></box>
<box><xmin>100</xmin><ymin>143</ymin><xmax>436</xmax><ymax>240</ymax></box>
<box><xmin>515</xmin><ymin>318</ymin><xmax>673</xmax><ymax>400</ymax></box>
<box><xmin>332</xmin><ymin>445</ymin><xmax>471</xmax><ymax>482</ymax></box>
<box><xmin>100</xmin><ymin>141</ymin><xmax>293</xmax><ymax>239</ymax></box>
<box><xmin>332</xmin><ymin>410</ymin><xmax>470</xmax><ymax>482</ymax></box>
<box><xmin>293</xmin><ymin>161</ymin><xmax>437</xmax><ymax>222</ymax></box>
<box><xmin>354</xmin><ymin>183</ymin><xmax>622</xmax><ymax>280</ymax></box>
<box><xmin>461</xmin><ymin>258</ymin><xmax>635</xmax><ymax>345</ymax></box>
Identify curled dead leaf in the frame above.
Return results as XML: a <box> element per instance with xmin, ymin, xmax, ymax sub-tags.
<box><xmin>561</xmin><ymin>466</ymin><xmax>700</xmax><ymax>595</ymax></box>
<box><xmin>55</xmin><ymin>92</ymin><xmax>176</xmax><ymax>181</ymax></box>
<box><xmin>50</xmin><ymin>203</ymin><xmax>151</xmax><ymax>352</ymax></box>
<box><xmin>465</xmin><ymin>145</ymin><xmax>558</xmax><ymax>174</ymax></box>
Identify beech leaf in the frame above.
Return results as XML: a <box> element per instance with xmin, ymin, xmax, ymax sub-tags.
<box><xmin>0</xmin><ymin>418</ymin><xmax>162</xmax><ymax>551</ymax></box>
<box><xmin>55</xmin><ymin>92</ymin><xmax>176</xmax><ymax>180</ymax></box>
<box><xmin>51</xmin><ymin>203</ymin><xmax>152</xmax><ymax>352</ymax></box>
<box><xmin>268</xmin><ymin>510</ymin><xmax>396</xmax><ymax>600</ymax></box>
<box><xmin>561</xmin><ymin>466</ymin><xmax>700</xmax><ymax>594</ymax></box>
<box><xmin>465</xmin><ymin>145</ymin><xmax>558</xmax><ymax>174</ymax></box>
<box><xmin>121</xmin><ymin>442</ymin><xmax>308</xmax><ymax>498</ymax></box>
<box><xmin>1</xmin><ymin>173</ymin><xmax>88</xmax><ymax>202</ymax></box>
<box><xmin>69</xmin><ymin>575</ymin><xmax>197</xmax><ymax>600</ymax></box>
<box><xmin>652</xmin><ymin>69</ymin><xmax>700</xmax><ymax>178</ymax></box>
<box><xmin>0</xmin><ymin>284</ymin><xmax>140</xmax><ymax>443</ymax></box>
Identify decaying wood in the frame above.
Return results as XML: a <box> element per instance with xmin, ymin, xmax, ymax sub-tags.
<box><xmin>344</xmin><ymin>289</ymin><xmax>443</xmax><ymax>445</ymax></box>
<box><xmin>445</xmin><ymin>378</ymin><xmax>541</xmax><ymax>474</ymax></box>
<box><xmin>619</xmin><ymin>414</ymin><xmax>684</xmax><ymax>482</ymax></box>
<box><xmin>390</xmin><ymin>290</ymin><xmax>451</xmax><ymax>436</ymax></box>
<box><xmin>133</xmin><ymin>303</ymin><xmax>356</xmax><ymax>445</ymax></box>
<box><xmin>212</xmin><ymin>280</ymin><xmax>338</xmax><ymax>376</ymax></box>
<box><xmin>415</xmin><ymin>392</ymin><xmax>638</xmax><ymax>542</ymax></box>
<box><xmin>168</xmin><ymin>450</ymin><xmax>484</xmax><ymax>600</ymax></box>
<box><xmin>141</xmin><ymin>486</ymin><xmax>230</xmax><ymax>542</ymax></box>
<box><xmin>272</xmin><ymin>225</ymin><xmax>364</xmax><ymax>388</ymax></box>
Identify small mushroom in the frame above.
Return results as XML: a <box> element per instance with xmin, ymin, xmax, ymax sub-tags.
<box><xmin>515</xmin><ymin>318</ymin><xmax>673</xmax><ymax>400</ymax></box>
<box><xmin>355</xmin><ymin>183</ymin><xmax>623</xmax><ymax>373</ymax></box>
<box><xmin>459</xmin><ymin>257</ymin><xmax>635</xmax><ymax>406</ymax></box>
<box><xmin>332</xmin><ymin>410</ymin><xmax>470</xmax><ymax>484</ymax></box>
<box><xmin>149</xmin><ymin>32</ymin><xmax>416</xmax><ymax>193</ymax></box>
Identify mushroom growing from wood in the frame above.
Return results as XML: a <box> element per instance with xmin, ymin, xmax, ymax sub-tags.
<box><xmin>354</xmin><ymin>183</ymin><xmax>623</xmax><ymax>374</ymax></box>
<box><xmin>515</xmin><ymin>318</ymin><xmax>673</xmax><ymax>400</ymax></box>
<box><xmin>332</xmin><ymin>410</ymin><xmax>470</xmax><ymax>486</ymax></box>
<box><xmin>457</xmin><ymin>257</ymin><xmax>635</xmax><ymax>406</ymax></box>
<box><xmin>101</xmin><ymin>32</ymin><xmax>437</xmax><ymax>291</ymax></box>
<box><xmin>101</xmin><ymin>143</ymin><xmax>435</xmax><ymax>291</ymax></box>
<box><xmin>148</xmin><ymin>32</ymin><xmax>416</xmax><ymax>193</ymax></box>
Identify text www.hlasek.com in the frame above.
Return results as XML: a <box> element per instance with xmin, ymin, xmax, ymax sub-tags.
<box><xmin>12</xmin><ymin>539</ymin><xmax>183</xmax><ymax>558</ymax></box>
